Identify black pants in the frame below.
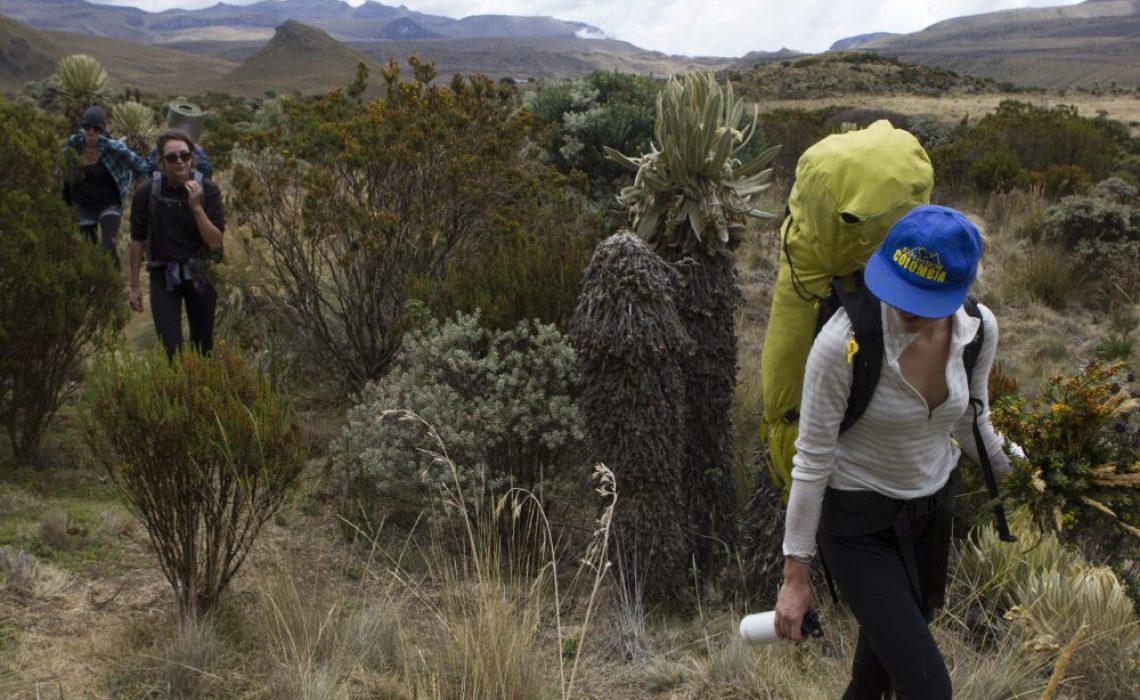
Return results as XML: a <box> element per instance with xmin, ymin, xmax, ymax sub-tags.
<box><xmin>818</xmin><ymin>487</ymin><xmax>955</xmax><ymax>700</ymax></box>
<box><xmin>148</xmin><ymin>269</ymin><xmax>217</xmax><ymax>358</ymax></box>
<box><xmin>78</xmin><ymin>210</ymin><xmax>122</xmax><ymax>268</ymax></box>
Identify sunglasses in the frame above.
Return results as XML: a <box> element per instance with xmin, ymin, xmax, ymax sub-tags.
<box><xmin>80</xmin><ymin>123</ymin><xmax>102</xmax><ymax>132</ymax></box>
<box><xmin>162</xmin><ymin>151</ymin><xmax>193</xmax><ymax>164</ymax></box>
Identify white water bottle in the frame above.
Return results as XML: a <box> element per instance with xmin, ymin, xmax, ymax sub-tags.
<box><xmin>739</xmin><ymin>609</ymin><xmax>823</xmax><ymax>645</ymax></box>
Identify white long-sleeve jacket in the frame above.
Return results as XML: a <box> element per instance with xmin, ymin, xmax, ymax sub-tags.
<box><xmin>782</xmin><ymin>301</ymin><xmax>1011</xmax><ymax>558</ymax></box>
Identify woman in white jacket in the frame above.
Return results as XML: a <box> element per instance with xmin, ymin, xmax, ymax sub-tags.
<box><xmin>774</xmin><ymin>205</ymin><xmax>1012</xmax><ymax>699</ymax></box>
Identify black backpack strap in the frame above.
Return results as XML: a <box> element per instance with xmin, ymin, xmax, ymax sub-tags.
<box><xmin>148</xmin><ymin>172</ymin><xmax>161</xmax><ymax>263</ymax></box>
<box><xmin>802</xmin><ymin>274</ymin><xmax>884</xmax><ymax>606</ymax></box>
<box><xmin>962</xmin><ymin>296</ymin><xmax>984</xmax><ymax>381</ymax></box>
<box><xmin>834</xmin><ymin>273</ymin><xmax>884</xmax><ymax>434</ymax></box>
<box><xmin>962</xmin><ymin>297</ymin><xmax>1016</xmax><ymax>542</ymax></box>
<box><xmin>147</xmin><ymin>171</ymin><xmax>208</xmax><ymax>264</ymax></box>
<box><xmin>789</xmin><ymin>272</ymin><xmax>884</xmax><ymax>431</ymax></box>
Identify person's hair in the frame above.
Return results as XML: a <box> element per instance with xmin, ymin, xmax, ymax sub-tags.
<box><xmin>156</xmin><ymin>129</ymin><xmax>197</xmax><ymax>158</ymax></box>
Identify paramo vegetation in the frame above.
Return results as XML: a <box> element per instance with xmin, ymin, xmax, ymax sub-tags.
<box><xmin>1</xmin><ymin>53</ymin><xmax>1139</xmax><ymax>697</ymax></box>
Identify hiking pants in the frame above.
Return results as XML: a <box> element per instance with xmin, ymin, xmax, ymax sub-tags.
<box><xmin>148</xmin><ymin>269</ymin><xmax>217</xmax><ymax>358</ymax></box>
<box><xmin>817</xmin><ymin>485</ymin><xmax>955</xmax><ymax>700</ymax></box>
<box><xmin>78</xmin><ymin>206</ymin><xmax>122</xmax><ymax>269</ymax></box>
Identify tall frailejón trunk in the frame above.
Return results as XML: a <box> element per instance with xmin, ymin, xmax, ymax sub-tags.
<box><xmin>673</xmin><ymin>252</ymin><xmax>741</xmax><ymax>579</ymax></box>
<box><xmin>570</xmin><ymin>232</ymin><xmax>696</xmax><ymax>607</ymax></box>
<box><xmin>601</xmin><ymin>72</ymin><xmax>780</xmax><ymax>607</ymax></box>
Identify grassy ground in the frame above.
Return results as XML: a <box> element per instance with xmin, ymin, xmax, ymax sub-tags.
<box><xmin>1</xmin><ymin>168</ymin><xmax>1138</xmax><ymax>697</ymax></box>
<box><xmin>760</xmin><ymin>92</ymin><xmax>1140</xmax><ymax>136</ymax></box>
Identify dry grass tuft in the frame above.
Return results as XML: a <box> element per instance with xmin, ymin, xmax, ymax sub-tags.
<box><xmin>687</xmin><ymin>630</ymin><xmax>845</xmax><ymax>699</ymax></box>
<box><xmin>417</xmin><ymin>580</ymin><xmax>548</xmax><ymax>699</ymax></box>
<box><xmin>267</xmin><ymin>664</ymin><xmax>349</xmax><ymax>700</ymax></box>
<box><xmin>38</xmin><ymin>509</ymin><xmax>89</xmax><ymax>551</ymax></box>
<box><xmin>101</xmin><ymin>506</ymin><xmax>137</xmax><ymax>538</ymax></box>
<box><xmin>989</xmin><ymin>301</ymin><xmax>1101</xmax><ymax>395</ymax></box>
<box><xmin>940</xmin><ymin>630</ymin><xmax>1048</xmax><ymax>699</ymax></box>
<box><xmin>248</xmin><ymin>550</ymin><xmax>404</xmax><ymax>698</ymax></box>
<box><xmin>410</xmin><ymin>485</ymin><xmax>562</xmax><ymax>699</ymax></box>
<box><xmin>0</xmin><ymin>545</ymin><xmax>74</xmax><ymax>597</ymax></box>
<box><xmin>161</xmin><ymin>615</ymin><xmax>225</xmax><ymax>699</ymax></box>
<box><xmin>639</xmin><ymin>657</ymin><xmax>689</xmax><ymax>692</ymax></box>
<box><xmin>1000</xmin><ymin>243</ymin><xmax>1084</xmax><ymax>310</ymax></box>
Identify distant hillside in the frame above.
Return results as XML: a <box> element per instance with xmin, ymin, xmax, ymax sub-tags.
<box><xmin>41</xmin><ymin>30</ymin><xmax>239</xmax><ymax>92</ymax></box>
<box><xmin>724</xmin><ymin>52</ymin><xmax>999</xmax><ymax>101</ymax></box>
<box><xmin>859</xmin><ymin>0</ymin><xmax>1140</xmax><ymax>88</ymax></box>
<box><xmin>0</xmin><ymin>0</ymin><xmax>605</xmax><ymax>44</ymax></box>
<box><xmin>169</xmin><ymin>32</ymin><xmax>732</xmax><ymax>90</ymax></box>
<box><xmin>732</xmin><ymin>48</ymin><xmax>805</xmax><ymax>69</ymax></box>
<box><xmin>0</xmin><ymin>13</ymin><xmax>238</xmax><ymax>95</ymax></box>
<box><xmin>378</xmin><ymin>18</ymin><xmax>443</xmax><ymax>41</ymax></box>
<box><xmin>830</xmin><ymin>33</ymin><xmax>895</xmax><ymax>51</ymax></box>
<box><xmin>0</xmin><ymin>14</ymin><xmax>61</xmax><ymax>91</ymax></box>
<box><xmin>349</xmin><ymin>37</ymin><xmax>730</xmax><ymax>83</ymax></box>
<box><xmin>217</xmin><ymin>20</ymin><xmax>376</xmax><ymax>96</ymax></box>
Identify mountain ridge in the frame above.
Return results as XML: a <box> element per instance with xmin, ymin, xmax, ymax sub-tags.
<box><xmin>4</xmin><ymin>0</ymin><xmax>1140</xmax><ymax>93</ymax></box>
<box><xmin>853</xmin><ymin>0</ymin><xmax>1140</xmax><ymax>87</ymax></box>
<box><xmin>0</xmin><ymin>0</ymin><xmax>606</xmax><ymax>44</ymax></box>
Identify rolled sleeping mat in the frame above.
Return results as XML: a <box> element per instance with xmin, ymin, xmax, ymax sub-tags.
<box><xmin>165</xmin><ymin>100</ymin><xmax>206</xmax><ymax>141</ymax></box>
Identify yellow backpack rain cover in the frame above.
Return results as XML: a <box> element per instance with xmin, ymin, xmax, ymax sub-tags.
<box><xmin>761</xmin><ymin>120</ymin><xmax>933</xmax><ymax>498</ymax></box>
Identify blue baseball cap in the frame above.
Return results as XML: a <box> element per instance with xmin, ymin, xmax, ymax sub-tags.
<box><xmin>863</xmin><ymin>204</ymin><xmax>981</xmax><ymax>318</ymax></box>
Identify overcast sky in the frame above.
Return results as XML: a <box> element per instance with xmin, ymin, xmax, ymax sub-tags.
<box><xmin>95</xmin><ymin>0</ymin><xmax>1085</xmax><ymax>56</ymax></box>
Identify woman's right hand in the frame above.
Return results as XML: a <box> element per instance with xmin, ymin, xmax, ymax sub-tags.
<box><xmin>128</xmin><ymin>286</ymin><xmax>143</xmax><ymax>312</ymax></box>
<box><xmin>775</xmin><ymin>557</ymin><xmax>816</xmax><ymax>642</ymax></box>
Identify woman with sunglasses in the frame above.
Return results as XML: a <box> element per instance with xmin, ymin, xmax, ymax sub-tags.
<box><xmin>62</xmin><ymin>105</ymin><xmax>150</xmax><ymax>268</ymax></box>
<box><xmin>128</xmin><ymin>129</ymin><xmax>224</xmax><ymax>358</ymax></box>
<box><xmin>773</xmin><ymin>205</ymin><xmax>1015</xmax><ymax>699</ymax></box>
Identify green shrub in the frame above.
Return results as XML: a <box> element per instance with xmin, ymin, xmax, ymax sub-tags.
<box><xmin>1096</xmin><ymin>176</ymin><xmax>1138</xmax><ymax>203</ymax></box>
<box><xmin>1029</xmin><ymin>163</ymin><xmax>1091</xmax><ymax>199</ymax></box>
<box><xmin>81</xmin><ymin>345</ymin><xmax>306</xmax><ymax>617</ymax></box>
<box><xmin>229</xmin><ymin>63</ymin><xmax>590</xmax><ymax>394</ymax></box>
<box><xmin>1095</xmin><ymin>333</ymin><xmax>1134</xmax><ymax>363</ymax></box>
<box><xmin>527</xmin><ymin>71</ymin><xmax>660</xmax><ymax>201</ymax></box>
<box><xmin>757</xmin><ymin>107</ymin><xmax>837</xmax><ymax>180</ymax></box>
<box><xmin>330</xmin><ymin>312</ymin><xmax>584</xmax><ymax>530</ymax></box>
<box><xmin>972</xmin><ymin>101</ymin><xmax>1120</xmax><ymax>180</ymax></box>
<box><xmin>968</xmin><ymin>151</ymin><xmax>1027</xmax><ymax>195</ymax></box>
<box><xmin>930</xmin><ymin>100</ymin><xmax>1124</xmax><ymax>197</ymax></box>
<box><xmin>406</xmin><ymin>171</ymin><xmax>605</xmax><ymax>333</ymax></box>
<box><xmin>931</xmin><ymin>139</ymin><xmax>974</xmax><ymax>198</ymax></box>
<box><xmin>0</xmin><ymin>98</ymin><xmax>124</xmax><ymax>459</ymax></box>
<box><xmin>1039</xmin><ymin>194</ymin><xmax>1140</xmax><ymax>305</ymax></box>
<box><xmin>1042</xmin><ymin>194</ymin><xmax>1138</xmax><ymax>249</ymax></box>
<box><xmin>906</xmin><ymin>113</ymin><xmax>956</xmax><ymax>151</ymax></box>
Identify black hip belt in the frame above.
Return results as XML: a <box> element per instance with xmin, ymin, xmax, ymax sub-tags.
<box><xmin>819</xmin><ymin>475</ymin><xmax>957</xmax><ymax>613</ymax></box>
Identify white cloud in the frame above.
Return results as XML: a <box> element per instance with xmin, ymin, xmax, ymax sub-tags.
<box><xmin>574</xmin><ymin>27</ymin><xmax>609</xmax><ymax>41</ymax></box>
<box><xmin>93</xmin><ymin>0</ymin><xmax>1085</xmax><ymax>56</ymax></box>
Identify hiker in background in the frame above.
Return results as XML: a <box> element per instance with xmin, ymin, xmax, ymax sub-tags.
<box><xmin>62</xmin><ymin>105</ymin><xmax>150</xmax><ymax>268</ymax></box>
<box><xmin>129</xmin><ymin>129</ymin><xmax>224</xmax><ymax>358</ymax></box>
<box><xmin>774</xmin><ymin>205</ymin><xmax>1014</xmax><ymax>699</ymax></box>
